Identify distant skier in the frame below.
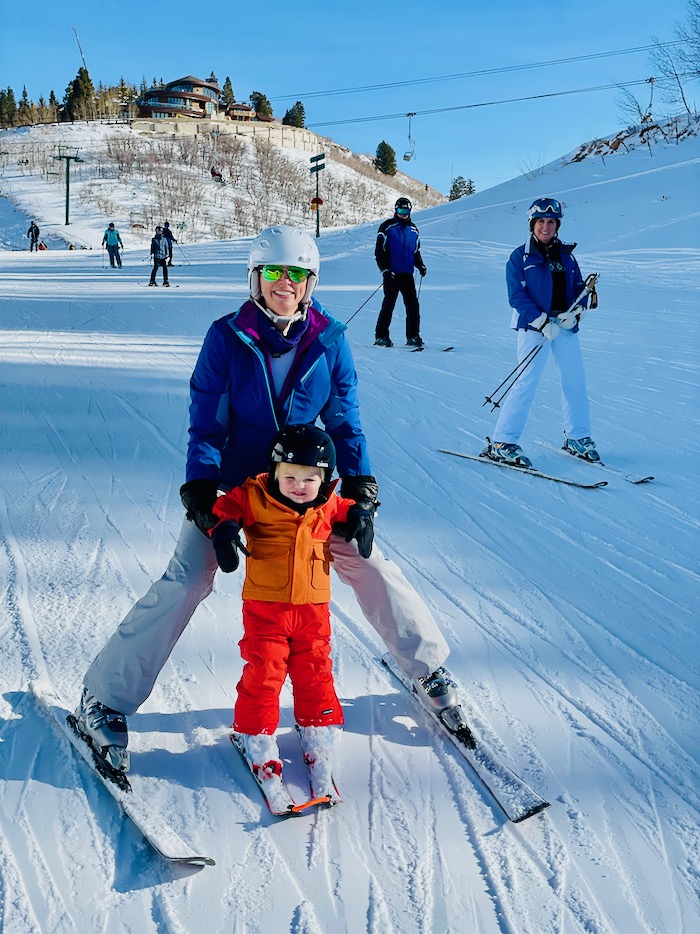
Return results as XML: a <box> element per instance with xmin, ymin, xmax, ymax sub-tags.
<box><xmin>211</xmin><ymin>425</ymin><xmax>368</xmax><ymax>797</ymax></box>
<box><xmin>374</xmin><ymin>197</ymin><xmax>427</xmax><ymax>348</ymax></box>
<box><xmin>27</xmin><ymin>222</ymin><xmax>40</xmax><ymax>252</ymax></box>
<box><xmin>162</xmin><ymin>221</ymin><xmax>177</xmax><ymax>266</ymax></box>
<box><xmin>482</xmin><ymin>197</ymin><xmax>599</xmax><ymax>468</ymax></box>
<box><xmin>149</xmin><ymin>226</ymin><xmax>170</xmax><ymax>286</ymax></box>
<box><xmin>102</xmin><ymin>223</ymin><xmax>123</xmax><ymax>268</ymax></box>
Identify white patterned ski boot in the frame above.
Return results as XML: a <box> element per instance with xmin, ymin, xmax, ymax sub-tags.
<box><xmin>564</xmin><ymin>436</ymin><xmax>600</xmax><ymax>462</ymax></box>
<box><xmin>296</xmin><ymin>724</ymin><xmax>342</xmax><ymax>803</ymax></box>
<box><xmin>482</xmin><ymin>438</ymin><xmax>532</xmax><ymax>468</ymax></box>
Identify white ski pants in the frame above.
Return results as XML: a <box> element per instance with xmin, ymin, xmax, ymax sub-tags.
<box><xmin>84</xmin><ymin>517</ymin><xmax>449</xmax><ymax>714</ymax></box>
<box><xmin>493</xmin><ymin>327</ymin><xmax>591</xmax><ymax>444</ymax></box>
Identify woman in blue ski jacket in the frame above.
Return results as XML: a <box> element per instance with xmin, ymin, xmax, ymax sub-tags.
<box><xmin>77</xmin><ymin>226</ymin><xmax>457</xmax><ymax>773</ymax></box>
<box><xmin>483</xmin><ymin>197</ymin><xmax>600</xmax><ymax>469</ymax></box>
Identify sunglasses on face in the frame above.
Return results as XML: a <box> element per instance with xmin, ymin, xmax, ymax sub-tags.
<box><xmin>261</xmin><ymin>265</ymin><xmax>310</xmax><ymax>283</ymax></box>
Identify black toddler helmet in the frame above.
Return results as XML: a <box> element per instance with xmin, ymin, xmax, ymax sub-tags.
<box><xmin>395</xmin><ymin>197</ymin><xmax>412</xmax><ymax>213</ymax></box>
<box><xmin>269</xmin><ymin>425</ymin><xmax>337</xmax><ymax>504</ymax></box>
<box><xmin>270</xmin><ymin>425</ymin><xmax>336</xmax><ymax>480</ymax></box>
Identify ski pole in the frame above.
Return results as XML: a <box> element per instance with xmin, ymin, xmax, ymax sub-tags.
<box><xmin>344</xmin><ymin>283</ymin><xmax>383</xmax><ymax>326</ymax></box>
<box><xmin>484</xmin><ymin>273</ymin><xmax>599</xmax><ymax>410</ymax></box>
<box><xmin>483</xmin><ymin>343</ymin><xmax>543</xmax><ymax>410</ymax></box>
<box><xmin>177</xmin><ymin>241</ymin><xmax>190</xmax><ymax>265</ymax></box>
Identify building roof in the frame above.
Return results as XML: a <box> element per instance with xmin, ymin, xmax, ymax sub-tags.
<box><xmin>167</xmin><ymin>76</ymin><xmax>220</xmax><ymax>91</ymax></box>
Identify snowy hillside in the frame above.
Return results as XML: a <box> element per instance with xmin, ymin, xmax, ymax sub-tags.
<box><xmin>0</xmin><ymin>120</ymin><xmax>444</xmax><ymax>250</ymax></box>
<box><xmin>1</xmin><ymin>116</ymin><xmax>699</xmax><ymax>934</ymax></box>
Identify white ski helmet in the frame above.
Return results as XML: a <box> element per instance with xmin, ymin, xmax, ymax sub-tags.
<box><xmin>248</xmin><ymin>225</ymin><xmax>320</xmax><ymax>308</ymax></box>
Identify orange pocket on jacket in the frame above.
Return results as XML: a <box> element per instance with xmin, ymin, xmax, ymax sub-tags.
<box><xmin>247</xmin><ymin>543</ymin><xmax>291</xmax><ymax>591</ymax></box>
<box><xmin>310</xmin><ymin>541</ymin><xmax>333</xmax><ymax>592</ymax></box>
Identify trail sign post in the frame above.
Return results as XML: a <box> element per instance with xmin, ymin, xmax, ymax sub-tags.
<box><xmin>309</xmin><ymin>153</ymin><xmax>325</xmax><ymax>238</ymax></box>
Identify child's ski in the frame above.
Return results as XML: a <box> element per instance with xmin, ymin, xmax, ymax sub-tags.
<box><xmin>230</xmin><ymin>734</ymin><xmax>332</xmax><ymax>816</ymax></box>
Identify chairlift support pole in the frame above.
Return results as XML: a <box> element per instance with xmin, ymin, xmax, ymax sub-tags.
<box><xmin>54</xmin><ymin>146</ymin><xmax>84</xmax><ymax>225</ymax></box>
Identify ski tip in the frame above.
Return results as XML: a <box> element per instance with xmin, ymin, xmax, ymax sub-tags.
<box><xmin>510</xmin><ymin>799</ymin><xmax>551</xmax><ymax>823</ymax></box>
<box><xmin>169</xmin><ymin>854</ymin><xmax>217</xmax><ymax>867</ymax></box>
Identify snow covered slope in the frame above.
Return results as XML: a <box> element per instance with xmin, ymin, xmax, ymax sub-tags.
<box><xmin>1</xmin><ymin>119</ymin><xmax>698</xmax><ymax>933</ymax></box>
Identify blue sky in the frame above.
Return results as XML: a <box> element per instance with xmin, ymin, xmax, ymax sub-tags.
<box><xmin>1</xmin><ymin>0</ymin><xmax>694</xmax><ymax>194</ymax></box>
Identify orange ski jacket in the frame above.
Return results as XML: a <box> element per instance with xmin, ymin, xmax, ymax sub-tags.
<box><xmin>212</xmin><ymin>474</ymin><xmax>354</xmax><ymax>604</ymax></box>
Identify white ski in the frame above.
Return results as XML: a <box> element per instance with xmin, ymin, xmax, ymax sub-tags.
<box><xmin>230</xmin><ymin>733</ymin><xmax>332</xmax><ymax>816</ymax></box>
<box><xmin>439</xmin><ymin>449</ymin><xmax>608</xmax><ymax>489</ymax></box>
<box><xmin>381</xmin><ymin>656</ymin><xmax>550</xmax><ymax>823</ymax></box>
<box><xmin>534</xmin><ymin>441</ymin><xmax>654</xmax><ymax>484</ymax></box>
<box><xmin>30</xmin><ymin>681</ymin><xmax>215</xmax><ymax>866</ymax></box>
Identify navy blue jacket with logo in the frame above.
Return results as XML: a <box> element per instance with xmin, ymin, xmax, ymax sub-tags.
<box><xmin>506</xmin><ymin>238</ymin><xmax>586</xmax><ymax>333</ymax></box>
<box><xmin>375</xmin><ymin>217</ymin><xmax>425</xmax><ymax>275</ymax></box>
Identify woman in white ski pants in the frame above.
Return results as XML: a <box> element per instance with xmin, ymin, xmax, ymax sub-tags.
<box><xmin>493</xmin><ymin>326</ymin><xmax>591</xmax><ymax>444</ymax></box>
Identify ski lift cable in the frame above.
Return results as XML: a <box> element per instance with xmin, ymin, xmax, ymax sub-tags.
<box><xmin>307</xmin><ymin>73</ymin><xmax>694</xmax><ymax>129</ymax></box>
<box><xmin>273</xmin><ymin>39</ymin><xmax>689</xmax><ymax>102</ymax></box>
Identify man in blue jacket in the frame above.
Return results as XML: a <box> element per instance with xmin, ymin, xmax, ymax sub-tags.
<box><xmin>75</xmin><ymin>226</ymin><xmax>461</xmax><ymax>775</ymax></box>
<box><xmin>374</xmin><ymin>198</ymin><xmax>427</xmax><ymax>348</ymax></box>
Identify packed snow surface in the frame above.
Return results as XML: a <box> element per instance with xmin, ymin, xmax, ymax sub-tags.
<box><xmin>1</xmin><ymin>121</ymin><xmax>699</xmax><ymax>933</ymax></box>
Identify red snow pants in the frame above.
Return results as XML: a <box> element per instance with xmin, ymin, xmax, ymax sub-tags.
<box><xmin>233</xmin><ymin>599</ymin><xmax>344</xmax><ymax>734</ymax></box>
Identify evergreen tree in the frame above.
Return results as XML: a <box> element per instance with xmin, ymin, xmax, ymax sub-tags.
<box><xmin>17</xmin><ymin>86</ymin><xmax>32</xmax><ymax>124</ymax></box>
<box><xmin>208</xmin><ymin>71</ymin><xmax>219</xmax><ymax>88</ymax></box>
<box><xmin>37</xmin><ymin>96</ymin><xmax>49</xmax><ymax>124</ymax></box>
<box><xmin>0</xmin><ymin>87</ymin><xmax>17</xmax><ymax>126</ymax></box>
<box><xmin>63</xmin><ymin>67</ymin><xmax>96</xmax><ymax>121</ymax></box>
<box><xmin>140</xmin><ymin>77</ymin><xmax>149</xmax><ymax>96</ymax></box>
<box><xmin>282</xmin><ymin>101</ymin><xmax>305</xmax><ymax>127</ymax></box>
<box><xmin>48</xmin><ymin>90</ymin><xmax>59</xmax><ymax>122</ymax></box>
<box><xmin>249</xmin><ymin>91</ymin><xmax>273</xmax><ymax>117</ymax></box>
<box><xmin>118</xmin><ymin>77</ymin><xmax>134</xmax><ymax>103</ymax></box>
<box><xmin>222</xmin><ymin>77</ymin><xmax>236</xmax><ymax>105</ymax></box>
<box><xmin>374</xmin><ymin>141</ymin><xmax>397</xmax><ymax>176</ymax></box>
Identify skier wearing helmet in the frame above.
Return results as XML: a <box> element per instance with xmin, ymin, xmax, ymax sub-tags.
<box><xmin>76</xmin><ymin>225</ymin><xmax>459</xmax><ymax>777</ymax></box>
<box><xmin>374</xmin><ymin>197</ymin><xmax>427</xmax><ymax>348</ymax></box>
<box><xmin>149</xmin><ymin>225</ymin><xmax>170</xmax><ymax>286</ymax></box>
<box><xmin>482</xmin><ymin>197</ymin><xmax>599</xmax><ymax>468</ymax></box>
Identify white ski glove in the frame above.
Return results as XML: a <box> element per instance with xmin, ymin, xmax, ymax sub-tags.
<box><xmin>558</xmin><ymin>306</ymin><xmax>587</xmax><ymax>330</ymax></box>
<box><xmin>532</xmin><ymin>311</ymin><xmax>561</xmax><ymax>341</ymax></box>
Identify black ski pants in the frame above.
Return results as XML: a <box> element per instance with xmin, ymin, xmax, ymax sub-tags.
<box><xmin>150</xmin><ymin>258</ymin><xmax>169</xmax><ymax>285</ymax></box>
<box><xmin>375</xmin><ymin>272</ymin><xmax>420</xmax><ymax>341</ymax></box>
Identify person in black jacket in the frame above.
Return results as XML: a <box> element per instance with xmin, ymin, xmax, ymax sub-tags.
<box><xmin>374</xmin><ymin>198</ymin><xmax>427</xmax><ymax>348</ymax></box>
<box><xmin>162</xmin><ymin>221</ymin><xmax>177</xmax><ymax>266</ymax></box>
<box><xmin>149</xmin><ymin>227</ymin><xmax>170</xmax><ymax>286</ymax></box>
<box><xmin>27</xmin><ymin>222</ymin><xmax>40</xmax><ymax>252</ymax></box>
